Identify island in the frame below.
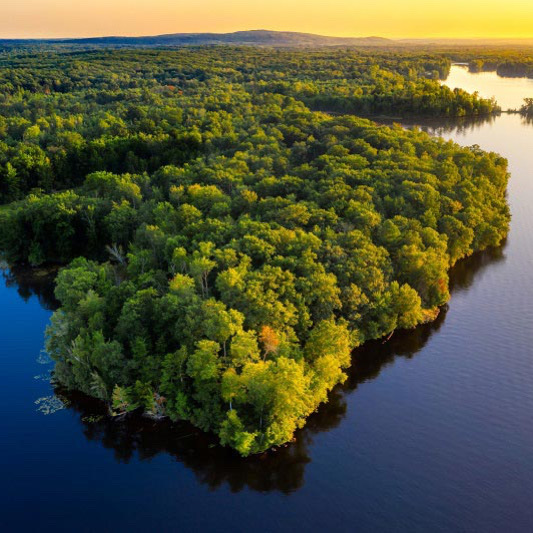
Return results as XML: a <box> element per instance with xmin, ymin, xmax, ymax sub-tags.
<box><xmin>0</xmin><ymin>46</ymin><xmax>510</xmax><ymax>455</ymax></box>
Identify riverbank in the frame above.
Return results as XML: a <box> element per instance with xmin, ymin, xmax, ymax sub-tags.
<box><xmin>1</xmin><ymin>63</ymin><xmax>533</xmax><ymax>531</ymax></box>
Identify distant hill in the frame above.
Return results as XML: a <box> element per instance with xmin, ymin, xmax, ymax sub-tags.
<box><xmin>3</xmin><ymin>31</ymin><xmax>533</xmax><ymax>49</ymax></box>
<box><xmin>0</xmin><ymin>30</ymin><xmax>394</xmax><ymax>48</ymax></box>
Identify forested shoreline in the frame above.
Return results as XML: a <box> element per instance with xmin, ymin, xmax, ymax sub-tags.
<box><xmin>427</xmin><ymin>47</ymin><xmax>533</xmax><ymax>80</ymax></box>
<box><xmin>0</xmin><ymin>47</ymin><xmax>510</xmax><ymax>455</ymax></box>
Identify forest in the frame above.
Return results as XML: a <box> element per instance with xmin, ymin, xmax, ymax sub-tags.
<box><xmin>439</xmin><ymin>47</ymin><xmax>533</xmax><ymax>79</ymax></box>
<box><xmin>0</xmin><ymin>46</ymin><xmax>510</xmax><ymax>455</ymax></box>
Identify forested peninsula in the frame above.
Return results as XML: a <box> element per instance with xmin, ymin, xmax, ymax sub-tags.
<box><xmin>0</xmin><ymin>48</ymin><xmax>510</xmax><ymax>455</ymax></box>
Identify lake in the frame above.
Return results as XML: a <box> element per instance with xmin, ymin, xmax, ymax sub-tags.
<box><xmin>1</xmin><ymin>66</ymin><xmax>533</xmax><ymax>532</ymax></box>
<box><xmin>444</xmin><ymin>64</ymin><xmax>533</xmax><ymax>110</ymax></box>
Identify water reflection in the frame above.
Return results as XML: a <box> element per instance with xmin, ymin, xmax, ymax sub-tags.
<box><xmin>409</xmin><ymin>114</ymin><xmax>499</xmax><ymax>136</ymax></box>
<box><xmin>443</xmin><ymin>65</ymin><xmax>533</xmax><ymax>111</ymax></box>
<box><xmin>23</xmin><ymin>243</ymin><xmax>505</xmax><ymax>494</ymax></box>
<box><xmin>345</xmin><ymin>244</ymin><xmax>506</xmax><ymax>388</ymax></box>
<box><xmin>1</xmin><ymin>265</ymin><xmax>59</xmax><ymax>311</ymax></box>
<box><xmin>520</xmin><ymin>114</ymin><xmax>533</xmax><ymax>127</ymax></box>
<box><xmin>378</xmin><ymin>113</ymin><xmax>500</xmax><ymax>136</ymax></box>
<box><xmin>447</xmin><ymin>243</ymin><xmax>506</xmax><ymax>293</ymax></box>
<box><xmin>410</xmin><ymin>114</ymin><xmax>533</xmax><ymax>136</ymax></box>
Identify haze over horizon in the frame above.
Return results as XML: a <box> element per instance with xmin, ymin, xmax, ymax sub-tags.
<box><xmin>2</xmin><ymin>0</ymin><xmax>533</xmax><ymax>40</ymax></box>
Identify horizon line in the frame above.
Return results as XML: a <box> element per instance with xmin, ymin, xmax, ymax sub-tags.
<box><xmin>2</xmin><ymin>29</ymin><xmax>533</xmax><ymax>42</ymax></box>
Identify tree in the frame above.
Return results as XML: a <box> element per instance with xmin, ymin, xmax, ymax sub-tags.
<box><xmin>186</xmin><ymin>340</ymin><xmax>221</xmax><ymax>382</ymax></box>
<box><xmin>229</xmin><ymin>329</ymin><xmax>260</xmax><ymax>367</ymax></box>
<box><xmin>221</xmin><ymin>368</ymin><xmax>247</xmax><ymax>410</ymax></box>
<box><xmin>201</xmin><ymin>299</ymin><xmax>244</xmax><ymax>359</ymax></box>
<box><xmin>259</xmin><ymin>326</ymin><xmax>280</xmax><ymax>361</ymax></box>
<box><xmin>112</xmin><ymin>385</ymin><xmax>131</xmax><ymax>414</ymax></box>
<box><xmin>189</xmin><ymin>243</ymin><xmax>216</xmax><ymax>297</ymax></box>
<box><xmin>219</xmin><ymin>410</ymin><xmax>256</xmax><ymax>456</ymax></box>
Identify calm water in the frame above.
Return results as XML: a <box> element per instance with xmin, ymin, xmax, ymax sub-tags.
<box><xmin>444</xmin><ymin>64</ymin><xmax>533</xmax><ymax>110</ymax></box>
<box><xmin>1</xmin><ymin>67</ymin><xmax>533</xmax><ymax>532</ymax></box>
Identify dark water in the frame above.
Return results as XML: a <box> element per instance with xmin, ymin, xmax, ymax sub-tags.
<box><xmin>2</xmin><ymin>68</ymin><xmax>533</xmax><ymax>532</ymax></box>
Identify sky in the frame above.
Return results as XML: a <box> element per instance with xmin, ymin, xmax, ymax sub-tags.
<box><xmin>2</xmin><ymin>0</ymin><xmax>533</xmax><ymax>39</ymax></box>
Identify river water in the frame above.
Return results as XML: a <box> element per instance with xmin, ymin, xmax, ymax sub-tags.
<box><xmin>444</xmin><ymin>64</ymin><xmax>533</xmax><ymax>110</ymax></box>
<box><xmin>1</xmin><ymin>66</ymin><xmax>532</xmax><ymax>532</ymax></box>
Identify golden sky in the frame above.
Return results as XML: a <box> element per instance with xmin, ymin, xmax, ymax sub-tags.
<box><xmin>2</xmin><ymin>0</ymin><xmax>533</xmax><ymax>39</ymax></box>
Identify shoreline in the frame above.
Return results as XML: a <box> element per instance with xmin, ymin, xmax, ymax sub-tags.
<box><xmin>12</xmin><ymin>242</ymin><xmax>506</xmax><ymax>457</ymax></box>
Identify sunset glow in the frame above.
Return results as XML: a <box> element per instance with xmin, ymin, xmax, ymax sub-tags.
<box><xmin>3</xmin><ymin>0</ymin><xmax>533</xmax><ymax>39</ymax></box>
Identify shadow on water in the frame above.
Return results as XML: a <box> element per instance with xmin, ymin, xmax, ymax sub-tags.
<box><xmin>2</xmin><ymin>244</ymin><xmax>507</xmax><ymax>494</ymax></box>
<box><xmin>1</xmin><ymin>264</ymin><xmax>60</xmax><ymax>311</ymax></box>
<box><xmin>387</xmin><ymin>113</ymin><xmax>533</xmax><ymax>136</ymax></box>
<box><xmin>344</xmin><ymin>243</ymin><xmax>507</xmax><ymax>391</ymax></box>
<box><xmin>60</xmin><ymin>389</ymin><xmax>314</xmax><ymax>494</ymax></box>
<box><xmin>448</xmin><ymin>241</ymin><xmax>506</xmax><ymax>293</ymax></box>
<box><xmin>376</xmin><ymin>113</ymin><xmax>500</xmax><ymax>136</ymax></box>
<box><xmin>519</xmin><ymin>114</ymin><xmax>533</xmax><ymax>127</ymax></box>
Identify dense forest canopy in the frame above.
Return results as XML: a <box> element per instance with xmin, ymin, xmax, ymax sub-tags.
<box><xmin>0</xmin><ymin>46</ymin><xmax>510</xmax><ymax>455</ymax></box>
<box><xmin>0</xmin><ymin>47</ymin><xmax>502</xmax><ymax>203</ymax></box>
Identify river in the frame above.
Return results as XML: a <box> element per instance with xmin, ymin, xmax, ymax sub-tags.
<box><xmin>1</xmin><ymin>66</ymin><xmax>532</xmax><ymax>532</ymax></box>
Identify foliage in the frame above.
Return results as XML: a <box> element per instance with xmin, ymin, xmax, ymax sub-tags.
<box><xmin>0</xmin><ymin>46</ymin><xmax>510</xmax><ymax>455</ymax></box>
<box><xmin>0</xmin><ymin>47</ymin><xmax>500</xmax><ymax>203</ymax></box>
<box><xmin>519</xmin><ymin>98</ymin><xmax>533</xmax><ymax>117</ymax></box>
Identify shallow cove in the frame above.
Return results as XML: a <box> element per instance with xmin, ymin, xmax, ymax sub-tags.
<box><xmin>1</xmin><ymin>66</ymin><xmax>533</xmax><ymax>531</ymax></box>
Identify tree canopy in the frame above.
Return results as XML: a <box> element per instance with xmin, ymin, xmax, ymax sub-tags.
<box><xmin>0</xmin><ymin>46</ymin><xmax>510</xmax><ymax>455</ymax></box>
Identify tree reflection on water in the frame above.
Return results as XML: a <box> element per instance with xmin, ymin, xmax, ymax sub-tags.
<box><xmin>2</xmin><ymin>242</ymin><xmax>506</xmax><ymax>494</ymax></box>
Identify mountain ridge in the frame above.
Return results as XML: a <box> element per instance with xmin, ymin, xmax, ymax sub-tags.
<box><xmin>3</xmin><ymin>30</ymin><xmax>533</xmax><ymax>48</ymax></box>
<box><xmin>0</xmin><ymin>29</ymin><xmax>394</xmax><ymax>47</ymax></box>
